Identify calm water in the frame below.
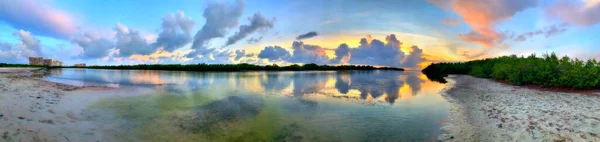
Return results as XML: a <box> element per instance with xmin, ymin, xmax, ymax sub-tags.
<box><xmin>43</xmin><ymin>68</ymin><xmax>450</xmax><ymax>142</ymax></box>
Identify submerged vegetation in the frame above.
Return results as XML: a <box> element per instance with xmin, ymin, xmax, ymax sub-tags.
<box><xmin>422</xmin><ymin>53</ymin><xmax>600</xmax><ymax>89</ymax></box>
<box><xmin>86</xmin><ymin>89</ymin><xmax>325</xmax><ymax>141</ymax></box>
<box><xmin>62</xmin><ymin>63</ymin><xmax>405</xmax><ymax>71</ymax></box>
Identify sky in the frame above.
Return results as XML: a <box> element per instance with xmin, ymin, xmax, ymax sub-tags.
<box><xmin>0</xmin><ymin>0</ymin><xmax>599</xmax><ymax>69</ymax></box>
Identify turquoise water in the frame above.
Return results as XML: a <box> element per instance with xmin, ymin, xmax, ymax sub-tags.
<box><xmin>44</xmin><ymin>68</ymin><xmax>450</xmax><ymax>142</ymax></box>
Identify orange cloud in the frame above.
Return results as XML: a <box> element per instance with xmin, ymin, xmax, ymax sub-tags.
<box><xmin>441</xmin><ymin>19</ymin><xmax>460</xmax><ymax>26</ymax></box>
<box><xmin>429</xmin><ymin>0</ymin><xmax>537</xmax><ymax>48</ymax></box>
<box><xmin>128</xmin><ymin>48</ymin><xmax>175</xmax><ymax>63</ymax></box>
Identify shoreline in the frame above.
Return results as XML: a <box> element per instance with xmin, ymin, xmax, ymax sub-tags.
<box><xmin>6</xmin><ymin>67</ymin><xmax>600</xmax><ymax>141</ymax></box>
<box><xmin>0</xmin><ymin>68</ymin><xmax>148</xmax><ymax>141</ymax></box>
<box><xmin>438</xmin><ymin>75</ymin><xmax>600</xmax><ymax>141</ymax></box>
<box><xmin>55</xmin><ymin>67</ymin><xmax>406</xmax><ymax>72</ymax></box>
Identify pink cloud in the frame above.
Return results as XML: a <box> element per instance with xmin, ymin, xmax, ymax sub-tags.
<box><xmin>0</xmin><ymin>0</ymin><xmax>78</xmax><ymax>38</ymax></box>
<box><xmin>547</xmin><ymin>0</ymin><xmax>600</xmax><ymax>26</ymax></box>
<box><xmin>441</xmin><ymin>19</ymin><xmax>460</xmax><ymax>26</ymax></box>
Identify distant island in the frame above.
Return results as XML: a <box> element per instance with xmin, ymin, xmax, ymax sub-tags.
<box><xmin>1</xmin><ymin>63</ymin><xmax>404</xmax><ymax>72</ymax></box>
<box><xmin>422</xmin><ymin>53</ymin><xmax>598</xmax><ymax>89</ymax></box>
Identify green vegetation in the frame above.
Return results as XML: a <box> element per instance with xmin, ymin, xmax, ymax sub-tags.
<box><xmin>88</xmin><ymin>89</ymin><xmax>324</xmax><ymax>141</ymax></box>
<box><xmin>422</xmin><ymin>53</ymin><xmax>600</xmax><ymax>89</ymax></box>
<box><xmin>62</xmin><ymin>63</ymin><xmax>404</xmax><ymax>71</ymax></box>
<box><xmin>0</xmin><ymin>63</ymin><xmax>45</xmax><ymax>68</ymax></box>
<box><xmin>0</xmin><ymin>62</ymin><xmax>404</xmax><ymax>71</ymax></box>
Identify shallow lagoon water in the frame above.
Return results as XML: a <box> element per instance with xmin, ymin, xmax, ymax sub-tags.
<box><xmin>43</xmin><ymin>68</ymin><xmax>450</xmax><ymax>141</ymax></box>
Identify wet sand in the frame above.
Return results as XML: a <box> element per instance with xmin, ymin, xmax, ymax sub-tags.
<box><xmin>439</xmin><ymin>75</ymin><xmax>600</xmax><ymax>142</ymax></box>
<box><xmin>0</xmin><ymin>68</ymin><xmax>147</xmax><ymax>142</ymax></box>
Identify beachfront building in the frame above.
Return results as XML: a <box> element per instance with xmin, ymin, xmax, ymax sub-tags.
<box><xmin>29</xmin><ymin>57</ymin><xmax>44</xmax><ymax>65</ymax></box>
<box><xmin>51</xmin><ymin>60</ymin><xmax>62</xmax><ymax>66</ymax></box>
<box><xmin>43</xmin><ymin>59</ymin><xmax>53</xmax><ymax>66</ymax></box>
<box><xmin>74</xmin><ymin>63</ymin><xmax>86</xmax><ymax>67</ymax></box>
<box><xmin>30</xmin><ymin>57</ymin><xmax>63</xmax><ymax>66</ymax></box>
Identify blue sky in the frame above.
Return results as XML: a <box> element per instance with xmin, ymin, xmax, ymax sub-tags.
<box><xmin>0</xmin><ymin>0</ymin><xmax>599</xmax><ymax>68</ymax></box>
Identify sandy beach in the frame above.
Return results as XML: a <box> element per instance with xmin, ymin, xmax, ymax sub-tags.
<box><xmin>0</xmin><ymin>68</ymin><xmax>147</xmax><ymax>142</ymax></box>
<box><xmin>439</xmin><ymin>75</ymin><xmax>600</xmax><ymax>142</ymax></box>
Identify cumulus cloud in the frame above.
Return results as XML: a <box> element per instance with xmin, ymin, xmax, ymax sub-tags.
<box><xmin>0</xmin><ymin>43</ymin><xmax>11</xmax><ymax>51</ymax></box>
<box><xmin>258</xmin><ymin>34</ymin><xmax>425</xmax><ymax>67</ymax></box>
<box><xmin>68</xmin><ymin>13</ymin><xmax>192</xmax><ymax>59</ymax></box>
<box><xmin>347</xmin><ymin>34</ymin><xmax>407</xmax><ymax>67</ymax></box>
<box><xmin>191</xmin><ymin>50</ymin><xmax>235</xmax><ymax>64</ymax></box>
<box><xmin>257</xmin><ymin>46</ymin><xmax>290</xmax><ymax>61</ymax></box>
<box><xmin>188</xmin><ymin>0</ymin><xmax>245</xmax><ymax>58</ymax></box>
<box><xmin>234</xmin><ymin>49</ymin><xmax>254</xmax><ymax>61</ymax></box>
<box><xmin>257</xmin><ymin>41</ymin><xmax>330</xmax><ymax>64</ymax></box>
<box><xmin>247</xmin><ymin>36</ymin><xmax>263</xmax><ymax>44</ymax></box>
<box><xmin>332</xmin><ymin>43</ymin><xmax>350</xmax><ymax>64</ymax></box>
<box><xmin>224</xmin><ymin>13</ymin><xmax>275</xmax><ymax>46</ymax></box>
<box><xmin>0</xmin><ymin>0</ymin><xmax>78</xmax><ymax>39</ymax></box>
<box><xmin>0</xmin><ymin>43</ymin><xmax>18</xmax><ymax>61</ymax></box>
<box><xmin>403</xmin><ymin>46</ymin><xmax>425</xmax><ymax>67</ymax></box>
<box><xmin>513</xmin><ymin>23</ymin><xmax>568</xmax><ymax>42</ymax></box>
<box><xmin>234</xmin><ymin>50</ymin><xmax>246</xmax><ymax>61</ymax></box>
<box><xmin>288</xmin><ymin>41</ymin><xmax>330</xmax><ymax>64</ymax></box>
<box><xmin>155</xmin><ymin>11</ymin><xmax>196</xmax><ymax>52</ymax></box>
<box><xmin>13</xmin><ymin>30</ymin><xmax>42</xmax><ymax>57</ymax></box>
<box><xmin>0</xmin><ymin>30</ymin><xmax>81</xmax><ymax>63</ymax></box>
<box><xmin>72</xmin><ymin>32</ymin><xmax>114</xmax><ymax>59</ymax></box>
<box><xmin>296</xmin><ymin>31</ymin><xmax>318</xmax><ymax>40</ymax></box>
<box><xmin>547</xmin><ymin>0</ymin><xmax>600</xmax><ymax>26</ymax></box>
<box><xmin>429</xmin><ymin>0</ymin><xmax>537</xmax><ymax>48</ymax></box>
<box><xmin>113</xmin><ymin>23</ymin><xmax>155</xmax><ymax>57</ymax></box>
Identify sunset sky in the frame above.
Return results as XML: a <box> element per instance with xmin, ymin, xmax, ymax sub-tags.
<box><xmin>0</xmin><ymin>0</ymin><xmax>599</xmax><ymax>69</ymax></box>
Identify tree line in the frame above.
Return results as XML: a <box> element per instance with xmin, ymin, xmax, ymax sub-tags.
<box><xmin>0</xmin><ymin>63</ymin><xmax>45</xmax><ymax>68</ymax></box>
<box><xmin>422</xmin><ymin>53</ymin><xmax>600</xmax><ymax>89</ymax></box>
<box><xmin>59</xmin><ymin>63</ymin><xmax>404</xmax><ymax>71</ymax></box>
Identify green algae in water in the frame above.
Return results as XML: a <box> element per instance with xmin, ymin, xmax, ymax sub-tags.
<box><xmin>46</xmin><ymin>69</ymin><xmax>451</xmax><ymax>141</ymax></box>
<box><xmin>84</xmin><ymin>89</ymin><xmax>325</xmax><ymax>142</ymax></box>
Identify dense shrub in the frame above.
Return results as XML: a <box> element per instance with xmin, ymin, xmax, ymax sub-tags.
<box><xmin>422</xmin><ymin>53</ymin><xmax>600</xmax><ymax>89</ymax></box>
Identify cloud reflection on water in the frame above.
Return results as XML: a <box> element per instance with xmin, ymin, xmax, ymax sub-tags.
<box><xmin>44</xmin><ymin>69</ymin><xmax>442</xmax><ymax>104</ymax></box>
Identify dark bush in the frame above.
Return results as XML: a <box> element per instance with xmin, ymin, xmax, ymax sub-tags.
<box><xmin>422</xmin><ymin>53</ymin><xmax>600</xmax><ymax>89</ymax></box>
